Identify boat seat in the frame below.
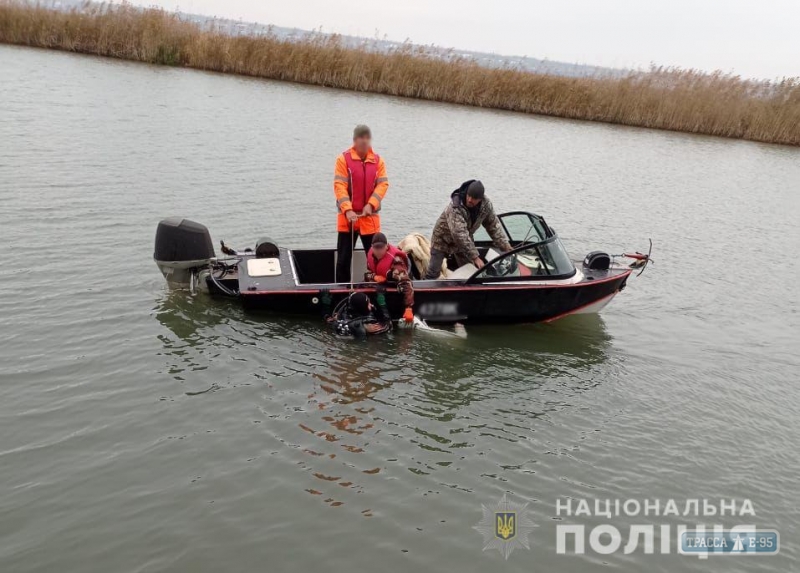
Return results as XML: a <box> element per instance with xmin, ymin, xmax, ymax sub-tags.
<box><xmin>441</xmin><ymin>248</ymin><xmax>506</xmax><ymax>280</ymax></box>
<box><xmin>447</xmin><ymin>263</ymin><xmax>478</xmax><ymax>280</ymax></box>
<box><xmin>332</xmin><ymin>250</ymin><xmax>368</xmax><ymax>283</ymax></box>
<box><xmin>348</xmin><ymin>251</ymin><xmax>368</xmax><ymax>283</ymax></box>
<box><xmin>485</xmin><ymin>248</ymin><xmax>502</xmax><ymax>261</ymax></box>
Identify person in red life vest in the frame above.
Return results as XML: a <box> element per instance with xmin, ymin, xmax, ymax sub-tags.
<box><xmin>333</xmin><ymin>124</ymin><xmax>389</xmax><ymax>283</ymax></box>
<box><xmin>365</xmin><ymin>232</ymin><xmax>415</xmax><ymax>322</ymax></box>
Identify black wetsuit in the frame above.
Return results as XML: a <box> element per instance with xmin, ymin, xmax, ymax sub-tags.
<box><xmin>321</xmin><ymin>289</ymin><xmax>392</xmax><ymax>339</ymax></box>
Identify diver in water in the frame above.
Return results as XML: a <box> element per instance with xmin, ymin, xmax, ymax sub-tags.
<box><xmin>320</xmin><ymin>287</ymin><xmax>392</xmax><ymax>338</ymax></box>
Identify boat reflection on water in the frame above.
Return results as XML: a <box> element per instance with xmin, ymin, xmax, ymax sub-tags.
<box><xmin>405</xmin><ymin>313</ymin><xmax>614</xmax><ymax>406</ymax></box>
<box><xmin>153</xmin><ymin>290</ymin><xmax>305</xmax><ymax>384</ymax></box>
<box><xmin>295</xmin><ymin>314</ymin><xmax>613</xmax><ymax>507</ymax></box>
<box><xmin>154</xmin><ymin>285</ymin><xmax>612</xmax><ymax>399</ymax></box>
<box><xmin>154</xmin><ymin>288</ymin><xmax>612</xmax><ymax>401</ymax></box>
<box><xmin>153</xmin><ymin>290</ymin><xmax>235</xmax><ymax>343</ymax></box>
<box><xmin>152</xmin><ymin>290</ymin><xmax>614</xmax><ymax>512</ymax></box>
<box><xmin>299</xmin><ymin>348</ymin><xmax>415</xmax><ymax>512</ymax></box>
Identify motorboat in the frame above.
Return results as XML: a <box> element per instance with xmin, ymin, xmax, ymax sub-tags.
<box><xmin>153</xmin><ymin>212</ymin><xmax>651</xmax><ymax>324</ymax></box>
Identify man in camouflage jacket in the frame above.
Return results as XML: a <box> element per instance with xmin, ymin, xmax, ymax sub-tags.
<box><xmin>423</xmin><ymin>180</ymin><xmax>512</xmax><ymax>279</ymax></box>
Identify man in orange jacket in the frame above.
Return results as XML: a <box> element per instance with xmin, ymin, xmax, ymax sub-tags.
<box><xmin>334</xmin><ymin>125</ymin><xmax>389</xmax><ymax>283</ymax></box>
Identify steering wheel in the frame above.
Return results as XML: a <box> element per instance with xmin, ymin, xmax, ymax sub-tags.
<box><xmin>484</xmin><ymin>254</ymin><xmax>519</xmax><ymax>277</ymax></box>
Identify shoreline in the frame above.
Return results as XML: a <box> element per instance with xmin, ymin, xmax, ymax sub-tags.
<box><xmin>1</xmin><ymin>1</ymin><xmax>798</xmax><ymax>146</ymax></box>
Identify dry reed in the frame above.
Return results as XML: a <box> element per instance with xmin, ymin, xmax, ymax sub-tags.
<box><xmin>1</xmin><ymin>0</ymin><xmax>799</xmax><ymax>145</ymax></box>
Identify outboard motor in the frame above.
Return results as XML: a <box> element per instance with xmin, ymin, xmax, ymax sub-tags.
<box><xmin>154</xmin><ymin>217</ymin><xmax>215</xmax><ymax>286</ymax></box>
<box><xmin>583</xmin><ymin>251</ymin><xmax>611</xmax><ymax>271</ymax></box>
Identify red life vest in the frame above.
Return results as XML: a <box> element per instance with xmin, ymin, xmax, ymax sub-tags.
<box><xmin>368</xmin><ymin>244</ymin><xmax>409</xmax><ymax>278</ymax></box>
<box><xmin>343</xmin><ymin>150</ymin><xmax>380</xmax><ymax>212</ymax></box>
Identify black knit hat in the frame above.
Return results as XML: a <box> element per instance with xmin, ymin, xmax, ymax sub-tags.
<box><xmin>349</xmin><ymin>292</ymin><xmax>370</xmax><ymax>316</ymax></box>
<box><xmin>467</xmin><ymin>180</ymin><xmax>485</xmax><ymax>199</ymax></box>
<box><xmin>372</xmin><ymin>232</ymin><xmax>388</xmax><ymax>246</ymax></box>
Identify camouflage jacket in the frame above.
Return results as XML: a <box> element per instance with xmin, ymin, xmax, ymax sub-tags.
<box><xmin>430</xmin><ymin>182</ymin><xmax>511</xmax><ymax>261</ymax></box>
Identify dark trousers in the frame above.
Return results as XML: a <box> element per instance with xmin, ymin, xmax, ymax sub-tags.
<box><xmin>336</xmin><ymin>231</ymin><xmax>374</xmax><ymax>283</ymax></box>
<box><xmin>424</xmin><ymin>247</ymin><xmax>472</xmax><ymax>279</ymax></box>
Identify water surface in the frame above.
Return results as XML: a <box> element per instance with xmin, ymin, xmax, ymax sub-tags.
<box><xmin>1</xmin><ymin>45</ymin><xmax>799</xmax><ymax>572</ymax></box>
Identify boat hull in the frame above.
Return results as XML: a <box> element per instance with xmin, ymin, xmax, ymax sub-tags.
<box><xmin>232</xmin><ymin>269</ymin><xmax>630</xmax><ymax>324</ymax></box>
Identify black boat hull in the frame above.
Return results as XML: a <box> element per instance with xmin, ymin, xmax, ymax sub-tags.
<box><xmin>155</xmin><ymin>211</ymin><xmax>645</xmax><ymax>325</ymax></box>
<box><xmin>228</xmin><ymin>270</ymin><xmax>630</xmax><ymax>324</ymax></box>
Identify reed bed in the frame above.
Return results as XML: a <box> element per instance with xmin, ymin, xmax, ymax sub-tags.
<box><xmin>2</xmin><ymin>1</ymin><xmax>799</xmax><ymax>145</ymax></box>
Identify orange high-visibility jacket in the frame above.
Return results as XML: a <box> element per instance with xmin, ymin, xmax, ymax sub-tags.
<box><xmin>333</xmin><ymin>147</ymin><xmax>389</xmax><ymax>234</ymax></box>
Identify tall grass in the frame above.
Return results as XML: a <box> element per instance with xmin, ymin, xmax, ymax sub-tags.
<box><xmin>2</xmin><ymin>0</ymin><xmax>799</xmax><ymax>145</ymax></box>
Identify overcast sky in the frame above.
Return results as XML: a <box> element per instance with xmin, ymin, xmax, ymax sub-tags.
<box><xmin>139</xmin><ymin>0</ymin><xmax>798</xmax><ymax>79</ymax></box>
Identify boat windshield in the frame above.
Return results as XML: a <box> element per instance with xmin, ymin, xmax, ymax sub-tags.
<box><xmin>499</xmin><ymin>212</ymin><xmax>550</xmax><ymax>244</ymax></box>
<box><xmin>471</xmin><ymin>237</ymin><xmax>576</xmax><ymax>280</ymax></box>
<box><xmin>474</xmin><ymin>211</ymin><xmax>552</xmax><ymax>246</ymax></box>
